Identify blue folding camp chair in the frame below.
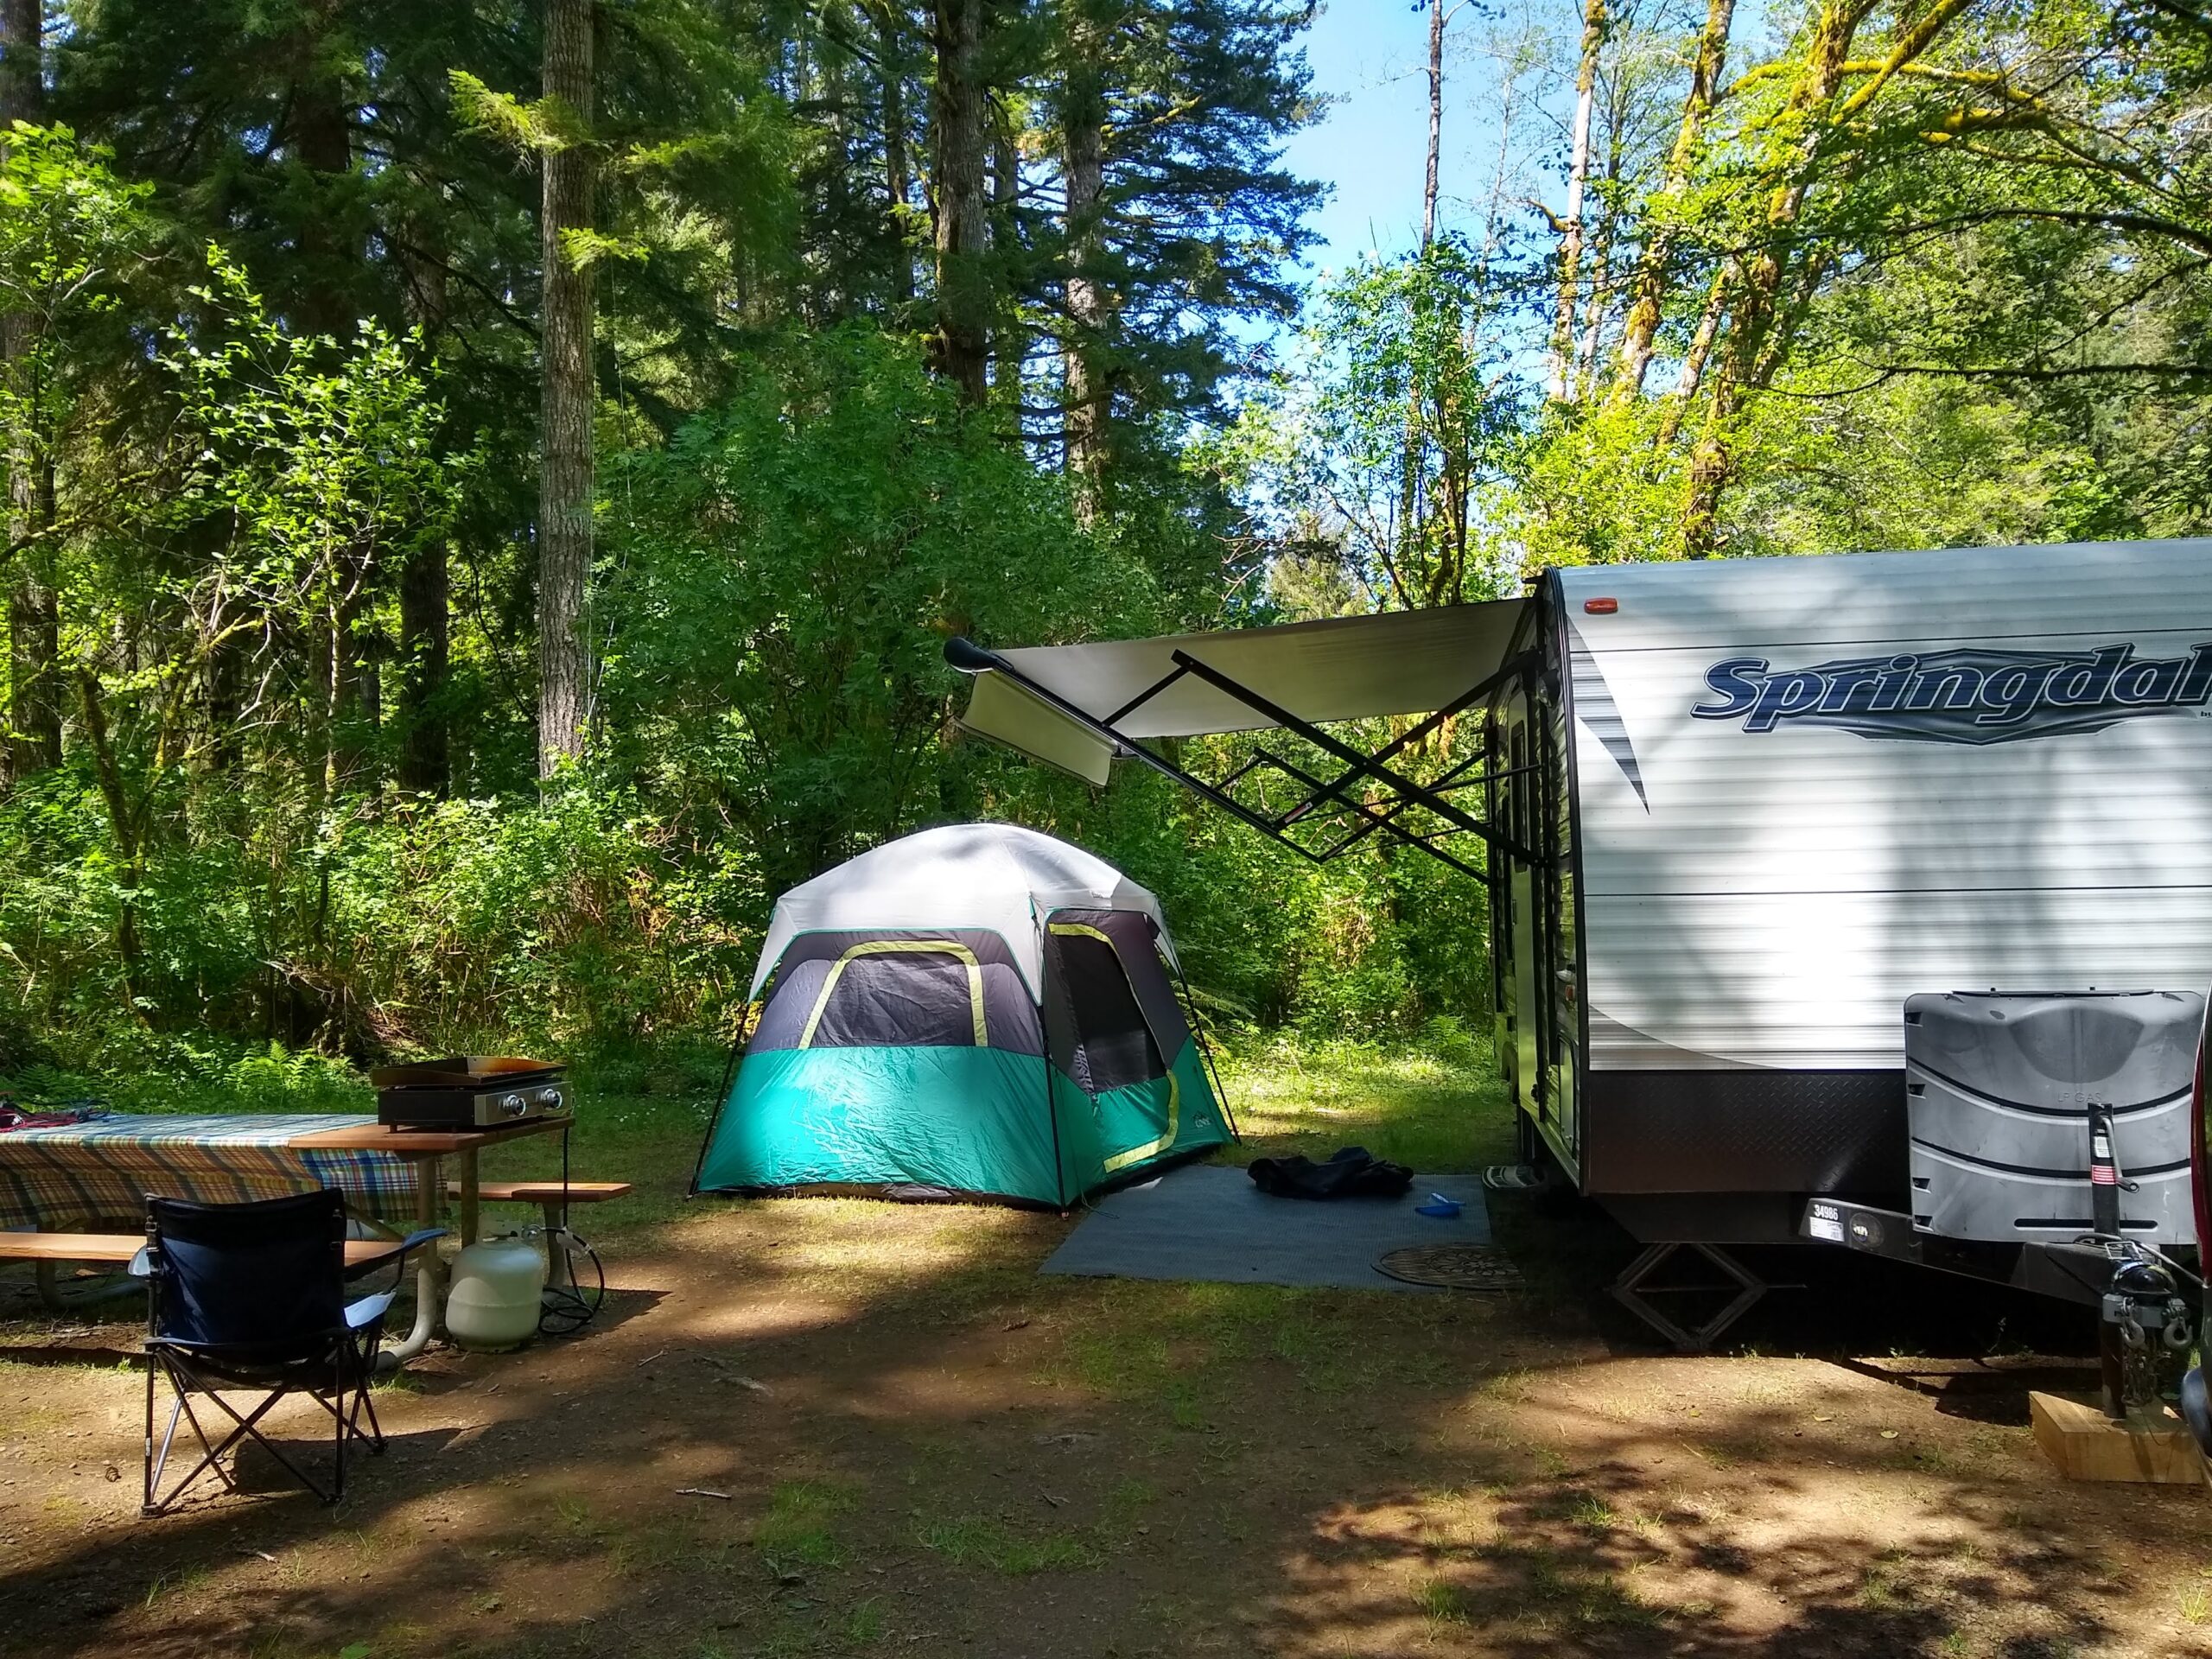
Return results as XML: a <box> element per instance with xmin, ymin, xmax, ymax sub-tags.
<box><xmin>134</xmin><ymin>1189</ymin><xmax>443</xmax><ymax>1515</ymax></box>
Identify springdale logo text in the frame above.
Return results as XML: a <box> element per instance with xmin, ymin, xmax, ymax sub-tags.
<box><xmin>1693</xmin><ymin>642</ymin><xmax>2212</xmax><ymax>745</ymax></box>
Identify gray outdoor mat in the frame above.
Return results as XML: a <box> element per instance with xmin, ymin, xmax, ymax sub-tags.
<box><xmin>1041</xmin><ymin>1161</ymin><xmax>1491</xmax><ymax>1292</ymax></box>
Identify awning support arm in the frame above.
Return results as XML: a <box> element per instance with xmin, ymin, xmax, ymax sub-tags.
<box><xmin>1295</xmin><ymin>737</ymin><xmax>1533</xmax><ymax>862</ymax></box>
<box><xmin>1103</xmin><ymin>661</ymin><xmax>1193</xmax><ymax>727</ymax></box>
<box><xmin>948</xmin><ymin>639</ymin><xmax>1344</xmax><ymax>861</ymax></box>
<box><xmin>1298</xmin><ymin>648</ymin><xmax>1536</xmax><ymax>814</ymax></box>
<box><xmin>1161</xmin><ymin>650</ymin><xmax>1547</xmax><ymax>865</ymax></box>
<box><xmin>1221</xmin><ymin>743</ymin><xmax>1491</xmax><ymax>880</ymax></box>
<box><xmin>947</xmin><ymin>638</ymin><xmax>1552</xmax><ymax>874</ymax></box>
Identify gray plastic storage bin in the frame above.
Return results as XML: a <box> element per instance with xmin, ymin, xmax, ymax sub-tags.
<box><xmin>1904</xmin><ymin>988</ymin><xmax>2203</xmax><ymax>1244</ymax></box>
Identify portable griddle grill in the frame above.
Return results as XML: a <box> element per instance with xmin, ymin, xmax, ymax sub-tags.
<box><xmin>370</xmin><ymin>1057</ymin><xmax>569</xmax><ymax>1130</ymax></box>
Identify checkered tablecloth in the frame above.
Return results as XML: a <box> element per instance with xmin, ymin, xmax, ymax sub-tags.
<box><xmin>0</xmin><ymin>1115</ymin><xmax>421</xmax><ymax>1232</ymax></box>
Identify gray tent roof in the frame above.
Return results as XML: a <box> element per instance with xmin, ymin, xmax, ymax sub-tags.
<box><xmin>749</xmin><ymin>823</ymin><xmax>1168</xmax><ymax>1000</ymax></box>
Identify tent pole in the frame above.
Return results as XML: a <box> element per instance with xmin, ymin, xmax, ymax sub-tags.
<box><xmin>1174</xmin><ymin>959</ymin><xmax>1240</xmax><ymax>1142</ymax></box>
<box><xmin>689</xmin><ymin>1001</ymin><xmax>756</xmax><ymax>1198</ymax></box>
<box><xmin>1039</xmin><ymin>910</ymin><xmax>1068</xmax><ymax>1211</ymax></box>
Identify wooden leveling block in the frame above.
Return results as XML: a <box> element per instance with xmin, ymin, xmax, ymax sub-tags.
<box><xmin>2030</xmin><ymin>1391</ymin><xmax>2205</xmax><ymax>1484</ymax></box>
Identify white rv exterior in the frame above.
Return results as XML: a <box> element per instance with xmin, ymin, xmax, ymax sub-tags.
<box><xmin>1553</xmin><ymin>541</ymin><xmax>2212</xmax><ymax>1077</ymax></box>
<box><xmin>1485</xmin><ymin>540</ymin><xmax>2212</xmax><ymax>1234</ymax></box>
<box><xmin>947</xmin><ymin>536</ymin><xmax>2212</xmax><ymax>1243</ymax></box>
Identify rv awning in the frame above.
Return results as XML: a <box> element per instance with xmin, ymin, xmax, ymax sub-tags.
<box><xmin>950</xmin><ymin>601</ymin><xmax>1527</xmax><ymax>786</ymax></box>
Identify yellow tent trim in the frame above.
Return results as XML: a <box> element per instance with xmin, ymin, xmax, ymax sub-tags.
<box><xmin>798</xmin><ymin>940</ymin><xmax>988</xmax><ymax>1050</ymax></box>
<box><xmin>1102</xmin><ymin>1067</ymin><xmax>1179</xmax><ymax>1173</ymax></box>
<box><xmin>1051</xmin><ymin>924</ymin><xmax>1179</xmax><ymax>1173</ymax></box>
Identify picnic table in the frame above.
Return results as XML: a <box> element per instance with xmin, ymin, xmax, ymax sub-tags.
<box><xmin>0</xmin><ymin>1111</ymin><xmax>572</xmax><ymax>1359</ymax></box>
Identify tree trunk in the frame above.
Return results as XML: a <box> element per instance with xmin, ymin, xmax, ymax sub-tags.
<box><xmin>874</xmin><ymin>1</ymin><xmax>912</xmax><ymax>306</ymax></box>
<box><xmin>75</xmin><ymin>669</ymin><xmax>147</xmax><ymax>1014</ymax></box>
<box><xmin>930</xmin><ymin>0</ymin><xmax>989</xmax><ymax>405</ymax></box>
<box><xmin>2</xmin><ymin>0</ymin><xmax>59</xmax><ymax>786</ymax></box>
<box><xmin>1654</xmin><ymin>258</ymin><xmax>1729</xmax><ymax>448</ymax></box>
<box><xmin>398</xmin><ymin>226</ymin><xmax>451</xmax><ymax>797</ymax></box>
<box><xmin>0</xmin><ymin>0</ymin><xmax>35</xmax><ymax>176</ymax></box>
<box><xmin>397</xmin><ymin>543</ymin><xmax>448</xmax><ymax>795</ymax></box>
<box><xmin>1544</xmin><ymin>0</ymin><xmax>1606</xmax><ymax>403</ymax></box>
<box><xmin>289</xmin><ymin>16</ymin><xmax>353</xmax><ymax>342</ymax></box>
<box><xmin>538</xmin><ymin>0</ymin><xmax>595</xmax><ymax>780</ymax></box>
<box><xmin>992</xmin><ymin>99</ymin><xmax>1021</xmax><ymax>396</ymax></box>
<box><xmin>1678</xmin><ymin>1</ymin><xmax>1871</xmax><ymax>554</ymax></box>
<box><xmin>1576</xmin><ymin>121</ymin><xmax>1625</xmax><ymax>383</ymax></box>
<box><xmin>1394</xmin><ymin>0</ymin><xmax>1447</xmax><ymax>605</ymax></box>
<box><xmin>1613</xmin><ymin>0</ymin><xmax>1732</xmax><ymax>399</ymax></box>
<box><xmin>204</xmin><ymin>588</ymin><xmax>242</xmax><ymax>773</ymax></box>
<box><xmin>1062</xmin><ymin>9</ymin><xmax>1109</xmax><ymax>514</ymax></box>
<box><xmin>285</xmin><ymin>4</ymin><xmax>375</xmax><ymax>789</ymax></box>
<box><xmin>1422</xmin><ymin>0</ymin><xmax>1443</xmax><ymax>247</ymax></box>
<box><xmin>1575</xmin><ymin>200</ymin><xmax>1615</xmax><ymax>385</ymax></box>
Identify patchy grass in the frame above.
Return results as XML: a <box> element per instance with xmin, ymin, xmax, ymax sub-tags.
<box><xmin>551</xmin><ymin>1492</ymin><xmax>601</xmax><ymax>1541</ymax></box>
<box><xmin>756</xmin><ymin>1479</ymin><xmax>859</xmax><ymax>1567</ymax></box>
<box><xmin>1213</xmin><ymin>1025</ymin><xmax>1511</xmax><ymax>1173</ymax></box>
<box><xmin>912</xmin><ymin>1513</ymin><xmax>1101</xmax><ymax>1576</ymax></box>
<box><xmin>1567</xmin><ymin>1492</ymin><xmax>1618</xmax><ymax>1533</ymax></box>
<box><xmin>842</xmin><ymin>1598</ymin><xmax>885</xmax><ymax>1645</ymax></box>
<box><xmin>1416</xmin><ymin>1576</ymin><xmax>1471</xmax><ymax>1625</ymax></box>
<box><xmin>2</xmin><ymin>1025</ymin><xmax>2185</xmax><ymax>1659</ymax></box>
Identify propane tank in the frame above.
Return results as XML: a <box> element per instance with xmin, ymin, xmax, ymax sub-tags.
<box><xmin>444</xmin><ymin>1234</ymin><xmax>547</xmax><ymax>1351</ymax></box>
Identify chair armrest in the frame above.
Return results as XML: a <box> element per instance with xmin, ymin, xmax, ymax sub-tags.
<box><xmin>345</xmin><ymin>1290</ymin><xmax>397</xmax><ymax>1332</ymax></box>
<box><xmin>391</xmin><ymin>1227</ymin><xmax>448</xmax><ymax>1258</ymax></box>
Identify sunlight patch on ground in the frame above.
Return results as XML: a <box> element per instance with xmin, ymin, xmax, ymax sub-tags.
<box><xmin>1214</xmin><ymin>1031</ymin><xmax>1511</xmax><ymax>1172</ymax></box>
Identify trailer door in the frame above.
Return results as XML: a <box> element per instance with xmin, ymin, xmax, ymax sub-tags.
<box><xmin>1503</xmin><ymin>696</ymin><xmax>1540</xmax><ymax>1115</ymax></box>
<box><xmin>1544</xmin><ymin>690</ymin><xmax>1579</xmax><ymax>1165</ymax></box>
<box><xmin>1496</xmin><ymin>668</ymin><xmax>1579</xmax><ymax>1173</ymax></box>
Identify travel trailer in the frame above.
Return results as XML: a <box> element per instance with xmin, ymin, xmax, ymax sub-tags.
<box><xmin>948</xmin><ymin>538</ymin><xmax>2212</xmax><ymax>1344</ymax></box>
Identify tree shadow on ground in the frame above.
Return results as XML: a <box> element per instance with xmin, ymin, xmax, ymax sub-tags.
<box><xmin>2</xmin><ymin>1189</ymin><xmax>2204</xmax><ymax>1659</ymax></box>
<box><xmin>1488</xmin><ymin>1184</ymin><xmax>2101</xmax><ymax>1365</ymax></box>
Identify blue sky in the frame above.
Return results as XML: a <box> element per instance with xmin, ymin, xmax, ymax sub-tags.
<box><xmin>1281</xmin><ymin>0</ymin><xmax>1442</xmax><ymax>275</ymax></box>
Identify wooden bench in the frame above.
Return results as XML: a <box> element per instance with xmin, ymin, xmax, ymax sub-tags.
<box><xmin>1</xmin><ymin>1231</ymin><xmax>423</xmax><ymax>1311</ymax></box>
<box><xmin>444</xmin><ymin>1179</ymin><xmax>632</xmax><ymax>1237</ymax></box>
<box><xmin>0</xmin><ymin>1232</ymin><xmax>417</xmax><ymax>1268</ymax></box>
<box><xmin>443</xmin><ymin>1182</ymin><xmax>630</xmax><ymax>1291</ymax></box>
<box><xmin>437</xmin><ymin>1179</ymin><xmax>631</xmax><ymax>1243</ymax></box>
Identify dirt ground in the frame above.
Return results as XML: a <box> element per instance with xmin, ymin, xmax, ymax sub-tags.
<box><xmin>4</xmin><ymin>1185</ymin><xmax>2211</xmax><ymax>1659</ymax></box>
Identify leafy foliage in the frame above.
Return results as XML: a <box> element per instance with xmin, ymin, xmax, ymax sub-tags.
<box><xmin>10</xmin><ymin>0</ymin><xmax>2212</xmax><ymax>1093</ymax></box>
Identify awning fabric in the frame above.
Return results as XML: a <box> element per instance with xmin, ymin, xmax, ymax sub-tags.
<box><xmin>956</xmin><ymin>600</ymin><xmax>1528</xmax><ymax>785</ymax></box>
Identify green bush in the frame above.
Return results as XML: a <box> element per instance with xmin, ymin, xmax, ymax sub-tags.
<box><xmin>0</xmin><ymin>324</ymin><xmax>1492</xmax><ymax>1084</ymax></box>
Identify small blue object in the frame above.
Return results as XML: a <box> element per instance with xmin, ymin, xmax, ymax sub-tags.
<box><xmin>1414</xmin><ymin>1193</ymin><xmax>1463</xmax><ymax>1219</ymax></box>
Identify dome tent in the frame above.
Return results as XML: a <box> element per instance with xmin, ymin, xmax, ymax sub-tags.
<box><xmin>692</xmin><ymin>823</ymin><xmax>1232</xmax><ymax>1207</ymax></box>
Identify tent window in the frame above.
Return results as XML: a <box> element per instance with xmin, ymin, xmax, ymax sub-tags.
<box><xmin>1050</xmin><ymin>925</ymin><xmax>1164</xmax><ymax>1095</ymax></box>
<box><xmin>799</xmin><ymin>943</ymin><xmax>988</xmax><ymax>1051</ymax></box>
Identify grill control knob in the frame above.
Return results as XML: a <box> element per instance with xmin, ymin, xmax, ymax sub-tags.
<box><xmin>499</xmin><ymin>1093</ymin><xmax>527</xmax><ymax>1117</ymax></box>
<box><xmin>536</xmin><ymin>1087</ymin><xmax>564</xmax><ymax>1111</ymax></box>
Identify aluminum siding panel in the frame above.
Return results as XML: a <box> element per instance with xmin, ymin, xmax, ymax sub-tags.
<box><xmin>1557</xmin><ymin>540</ymin><xmax>2212</xmax><ymax>1073</ymax></box>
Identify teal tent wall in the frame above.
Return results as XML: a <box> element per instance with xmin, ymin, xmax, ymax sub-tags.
<box><xmin>696</xmin><ymin>1030</ymin><xmax>1229</xmax><ymax>1208</ymax></box>
<box><xmin>699</xmin><ymin>1046</ymin><xmax>1065</xmax><ymax>1204</ymax></box>
<box><xmin>690</xmin><ymin>826</ymin><xmax>1231</xmax><ymax>1209</ymax></box>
